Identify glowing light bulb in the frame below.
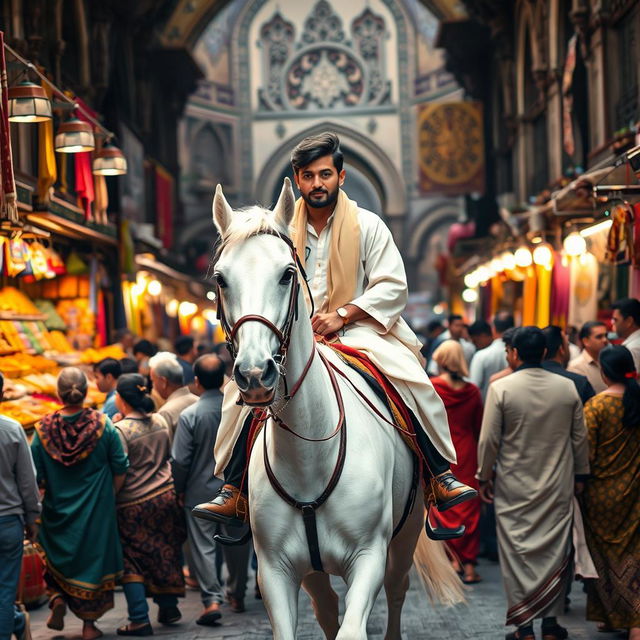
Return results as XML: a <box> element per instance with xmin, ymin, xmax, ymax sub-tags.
<box><xmin>563</xmin><ymin>232</ymin><xmax>586</xmax><ymax>257</ymax></box>
<box><xmin>166</xmin><ymin>299</ymin><xmax>179</xmax><ymax>317</ymax></box>
<box><xmin>462</xmin><ymin>288</ymin><xmax>479</xmax><ymax>303</ymax></box>
<box><xmin>501</xmin><ymin>251</ymin><xmax>516</xmax><ymax>271</ymax></box>
<box><xmin>464</xmin><ymin>272</ymin><xmax>479</xmax><ymax>289</ymax></box>
<box><xmin>147</xmin><ymin>280</ymin><xmax>162</xmax><ymax>296</ymax></box>
<box><xmin>532</xmin><ymin>244</ymin><xmax>553</xmax><ymax>267</ymax></box>
<box><xmin>514</xmin><ymin>246</ymin><xmax>533</xmax><ymax>268</ymax></box>
<box><xmin>490</xmin><ymin>257</ymin><xmax>504</xmax><ymax>274</ymax></box>
<box><xmin>476</xmin><ymin>266</ymin><xmax>490</xmax><ymax>283</ymax></box>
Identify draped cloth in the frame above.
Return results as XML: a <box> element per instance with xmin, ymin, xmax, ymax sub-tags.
<box><xmin>0</xmin><ymin>32</ymin><xmax>17</xmax><ymax>222</ymax></box>
<box><xmin>292</xmin><ymin>189</ymin><xmax>359</xmax><ymax>313</ymax></box>
<box><xmin>37</xmin><ymin>76</ymin><xmax>56</xmax><ymax>204</ymax></box>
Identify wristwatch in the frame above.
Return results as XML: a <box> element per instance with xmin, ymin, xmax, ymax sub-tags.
<box><xmin>336</xmin><ymin>307</ymin><xmax>349</xmax><ymax>326</ymax></box>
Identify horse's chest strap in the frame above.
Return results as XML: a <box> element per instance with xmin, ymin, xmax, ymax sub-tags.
<box><xmin>262</xmin><ymin>351</ymin><xmax>347</xmax><ymax>573</ymax></box>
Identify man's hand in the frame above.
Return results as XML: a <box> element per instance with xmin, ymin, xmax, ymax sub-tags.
<box><xmin>479</xmin><ymin>480</ymin><xmax>494</xmax><ymax>504</ymax></box>
<box><xmin>311</xmin><ymin>312</ymin><xmax>344</xmax><ymax>337</ymax></box>
<box><xmin>25</xmin><ymin>522</ymin><xmax>39</xmax><ymax>543</ymax></box>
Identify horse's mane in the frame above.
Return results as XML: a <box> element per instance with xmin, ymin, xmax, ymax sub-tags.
<box><xmin>213</xmin><ymin>205</ymin><xmax>290</xmax><ymax>264</ymax></box>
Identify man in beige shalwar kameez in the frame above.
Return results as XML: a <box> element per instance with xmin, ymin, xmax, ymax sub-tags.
<box><xmin>478</xmin><ymin>326</ymin><xmax>590</xmax><ymax>640</ymax></box>
<box><xmin>193</xmin><ymin>132</ymin><xmax>477</xmax><ymax>533</ymax></box>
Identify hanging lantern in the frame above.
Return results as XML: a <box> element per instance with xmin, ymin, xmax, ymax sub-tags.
<box><xmin>55</xmin><ymin>117</ymin><xmax>95</xmax><ymax>153</ymax></box>
<box><xmin>92</xmin><ymin>142</ymin><xmax>127</xmax><ymax>176</ymax></box>
<box><xmin>563</xmin><ymin>231</ymin><xmax>586</xmax><ymax>257</ymax></box>
<box><xmin>8</xmin><ymin>81</ymin><xmax>52</xmax><ymax>122</ymax></box>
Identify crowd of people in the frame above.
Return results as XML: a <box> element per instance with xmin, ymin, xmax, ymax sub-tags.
<box><xmin>0</xmin><ymin>333</ymin><xmax>250</xmax><ymax>640</ymax></box>
<box><xmin>422</xmin><ymin>297</ymin><xmax>640</xmax><ymax>640</ymax></box>
<box><xmin>1</xmin><ymin>295</ymin><xmax>639</xmax><ymax>639</ymax></box>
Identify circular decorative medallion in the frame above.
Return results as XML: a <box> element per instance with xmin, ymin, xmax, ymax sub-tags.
<box><xmin>418</xmin><ymin>103</ymin><xmax>483</xmax><ymax>185</ymax></box>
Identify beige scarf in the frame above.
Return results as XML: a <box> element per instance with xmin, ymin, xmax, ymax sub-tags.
<box><xmin>292</xmin><ymin>189</ymin><xmax>360</xmax><ymax>313</ymax></box>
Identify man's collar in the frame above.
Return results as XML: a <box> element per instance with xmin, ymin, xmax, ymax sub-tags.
<box><xmin>515</xmin><ymin>362</ymin><xmax>544</xmax><ymax>371</ymax></box>
<box><xmin>623</xmin><ymin>328</ymin><xmax>640</xmax><ymax>344</ymax></box>
<box><xmin>166</xmin><ymin>386</ymin><xmax>190</xmax><ymax>402</ymax></box>
<box><xmin>582</xmin><ymin>350</ymin><xmax>598</xmax><ymax>365</ymax></box>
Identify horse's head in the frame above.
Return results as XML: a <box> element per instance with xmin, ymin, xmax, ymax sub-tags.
<box><xmin>212</xmin><ymin>178</ymin><xmax>298</xmax><ymax>406</ymax></box>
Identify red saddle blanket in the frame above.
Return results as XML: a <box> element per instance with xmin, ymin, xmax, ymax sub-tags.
<box><xmin>245</xmin><ymin>341</ymin><xmax>424</xmax><ymax>474</ymax></box>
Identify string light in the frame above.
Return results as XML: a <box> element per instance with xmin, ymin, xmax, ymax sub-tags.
<box><xmin>462</xmin><ymin>288</ymin><xmax>479</xmax><ymax>303</ymax></box>
<box><xmin>514</xmin><ymin>246</ymin><xmax>533</xmax><ymax>267</ymax></box>
<box><xmin>563</xmin><ymin>232</ymin><xmax>587</xmax><ymax>257</ymax></box>
<box><xmin>532</xmin><ymin>243</ymin><xmax>553</xmax><ymax>267</ymax></box>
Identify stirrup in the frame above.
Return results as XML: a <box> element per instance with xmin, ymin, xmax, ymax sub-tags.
<box><xmin>213</xmin><ymin>528</ymin><xmax>253</xmax><ymax>546</ymax></box>
<box><xmin>425</xmin><ymin>503</ymin><xmax>465</xmax><ymax>540</ymax></box>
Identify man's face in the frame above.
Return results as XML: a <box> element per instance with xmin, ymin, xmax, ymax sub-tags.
<box><xmin>95</xmin><ymin>371</ymin><xmax>114</xmax><ymax>393</ymax></box>
<box><xmin>449</xmin><ymin>319</ymin><xmax>465</xmax><ymax>340</ymax></box>
<box><xmin>471</xmin><ymin>333</ymin><xmax>493</xmax><ymax>350</ymax></box>
<box><xmin>150</xmin><ymin>369</ymin><xmax>169</xmax><ymax>399</ymax></box>
<box><xmin>612</xmin><ymin>309</ymin><xmax>634</xmax><ymax>339</ymax></box>
<box><xmin>583</xmin><ymin>324</ymin><xmax>608</xmax><ymax>357</ymax></box>
<box><xmin>506</xmin><ymin>346</ymin><xmax>519</xmax><ymax>370</ymax></box>
<box><xmin>294</xmin><ymin>155</ymin><xmax>345</xmax><ymax>209</ymax></box>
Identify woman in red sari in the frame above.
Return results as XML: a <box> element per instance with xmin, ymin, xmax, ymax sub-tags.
<box><xmin>431</xmin><ymin>339</ymin><xmax>483</xmax><ymax>583</ymax></box>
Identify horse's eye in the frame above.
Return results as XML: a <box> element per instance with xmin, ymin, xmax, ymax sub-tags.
<box><xmin>215</xmin><ymin>273</ymin><xmax>227</xmax><ymax>289</ymax></box>
<box><xmin>279</xmin><ymin>269</ymin><xmax>294</xmax><ymax>285</ymax></box>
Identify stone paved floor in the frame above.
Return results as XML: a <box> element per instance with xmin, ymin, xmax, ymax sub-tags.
<box><xmin>28</xmin><ymin>559</ymin><xmax>620</xmax><ymax>639</ymax></box>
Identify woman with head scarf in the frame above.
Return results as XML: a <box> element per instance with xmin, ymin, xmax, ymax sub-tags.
<box><xmin>30</xmin><ymin>367</ymin><xmax>128</xmax><ymax>640</ymax></box>
<box><xmin>431</xmin><ymin>339</ymin><xmax>484</xmax><ymax>584</ymax></box>
<box><xmin>113</xmin><ymin>374</ymin><xmax>186</xmax><ymax>636</ymax></box>
<box><xmin>581</xmin><ymin>345</ymin><xmax>640</xmax><ymax>638</ymax></box>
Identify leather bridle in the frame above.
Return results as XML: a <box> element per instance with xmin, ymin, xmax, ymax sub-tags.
<box><xmin>215</xmin><ymin>230</ymin><xmax>315</xmax><ymax>402</ymax></box>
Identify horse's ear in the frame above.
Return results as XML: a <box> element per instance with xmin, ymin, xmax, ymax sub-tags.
<box><xmin>212</xmin><ymin>184</ymin><xmax>233</xmax><ymax>235</ymax></box>
<box><xmin>273</xmin><ymin>177</ymin><xmax>296</xmax><ymax>230</ymax></box>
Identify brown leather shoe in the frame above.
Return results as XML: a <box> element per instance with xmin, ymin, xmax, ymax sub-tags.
<box><xmin>192</xmin><ymin>484</ymin><xmax>249</xmax><ymax>527</ymax></box>
<box><xmin>430</xmin><ymin>472</ymin><xmax>478</xmax><ymax>512</ymax></box>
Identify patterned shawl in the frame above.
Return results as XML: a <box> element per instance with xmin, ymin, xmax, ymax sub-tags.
<box><xmin>36</xmin><ymin>408</ymin><xmax>106</xmax><ymax>466</ymax></box>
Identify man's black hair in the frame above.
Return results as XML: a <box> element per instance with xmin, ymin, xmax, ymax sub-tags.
<box><xmin>290</xmin><ymin>132</ymin><xmax>344</xmax><ymax>174</ymax></box>
<box><xmin>194</xmin><ymin>354</ymin><xmax>226</xmax><ymax>390</ymax></box>
<box><xmin>95</xmin><ymin>357</ymin><xmax>122</xmax><ymax>379</ymax></box>
<box><xmin>502</xmin><ymin>327</ymin><xmax>517</xmax><ymax>348</ymax></box>
<box><xmin>120</xmin><ymin>357</ymin><xmax>139</xmax><ymax>374</ymax></box>
<box><xmin>612</xmin><ymin>298</ymin><xmax>640</xmax><ymax>326</ymax></box>
<box><xmin>175</xmin><ymin>335</ymin><xmax>195</xmax><ymax>356</ymax></box>
<box><xmin>579</xmin><ymin>320</ymin><xmax>607</xmax><ymax>341</ymax></box>
<box><xmin>542</xmin><ymin>325</ymin><xmax>565</xmax><ymax>360</ymax></box>
<box><xmin>426</xmin><ymin>319</ymin><xmax>443</xmax><ymax>333</ymax></box>
<box><xmin>468</xmin><ymin>320</ymin><xmax>492</xmax><ymax>337</ymax></box>
<box><xmin>494</xmin><ymin>312</ymin><xmax>515</xmax><ymax>334</ymax></box>
<box><xmin>448</xmin><ymin>314</ymin><xmax>463</xmax><ymax>325</ymax></box>
<box><xmin>133</xmin><ymin>339</ymin><xmax>157</xmax><ymax>358</ymax></box>
<box><xmin>513</xmin><ymin>326</ymin><xmax>546</xmax><ymax>364</ymax></box>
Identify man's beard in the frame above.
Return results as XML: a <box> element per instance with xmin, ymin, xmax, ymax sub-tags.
<box><xmin>302</xmin><ymin>186</ymin><xmax>339</xmax><ymax>209</ymax></box>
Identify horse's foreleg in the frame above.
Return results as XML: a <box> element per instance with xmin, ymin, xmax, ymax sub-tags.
<box><xmin>336</xmin><ymin>546</ymin><xmax>387</xmax><ymax>640</ymax></box>
<box><xmin>302</xmin><ymin>572</ymin><xmax>340</xmax><ymax>640</ymax></box>
<box><xmin>383</xmin><ymin>507</ymin><xmax>423</xmax><ymax>640</ymax></box>
<box><xmin>257</xmin><ymin>563</ymin><xmax>301</xmax><ymax>640</ymax></box>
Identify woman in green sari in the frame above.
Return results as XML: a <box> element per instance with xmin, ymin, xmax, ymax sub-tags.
<box><xmin>31</xmin><ymin>367</ymin><xmax>129</xmax><ymax>640</ymax></box>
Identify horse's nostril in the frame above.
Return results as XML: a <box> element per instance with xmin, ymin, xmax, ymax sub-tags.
<box><xmin>233</xmin><ymin>365</ymin><xmax>250</xmax><ymax>391</ymax></box>
<box><xmin>262</xmin><ymin>359</ymin><xmax>279</xmax><ymax>388</ymax></box>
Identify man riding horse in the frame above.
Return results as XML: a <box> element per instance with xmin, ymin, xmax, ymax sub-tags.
<box><xmin>193</xmin><ymin>132</ymin><xmax>476</xmax><ymax>535</ymax></box>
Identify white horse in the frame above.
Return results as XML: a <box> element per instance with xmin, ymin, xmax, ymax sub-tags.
<box><xmin>212</xmin><ymin>179</ymin><xmax>464</xmax><ymax>640</ymax></box>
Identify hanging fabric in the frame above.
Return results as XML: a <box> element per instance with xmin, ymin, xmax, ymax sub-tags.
<box><xmin>606</xmin><ymin>203</ymin><xmax>635</xmax><ymax>264</ymax></box>
<box><xmin>94</xmin><ymin>173</ymin><xmax>108</xmax><ymax>224</ymax></box>
<box><xmin>568</xmin><ymin>253</ymin><xmax>598</xmax><ymax>328</ymax></box>
<box><xmin>522</xmin><ymin>266</ymin><xmax>537</xmax><ymax>326</ymax></box>
<box><xmin>37</xmin><ymin>74</ymin><xmax>56</xmax><ymax>204</ymax></box>
<box><xmin>535</xmin><ymin>264</ymin><xmax>552</xmax><ymax>327</ymax></box>
<box><xmin>550</xmin><ymin>253</ymin><xmax>570</xmax><ymax>328</ymax></box>
<box><xmin>0</xmin><ymin>32</ymin><xmax>18</xmax><ymax>222</ymax></box>
<box><xmin>72</xmin><ymin>97</ymin><xmax>96</xmax><ymax>220</ymax></box>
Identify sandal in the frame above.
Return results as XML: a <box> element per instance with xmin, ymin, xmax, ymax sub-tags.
<box><xmin>46</xmin><ymin>598</ymin><xmax>66</xmax><ymax>631</ymax></box>
<box><xmin>116</xmin><ymin>623</ymin><xmax>153</xmax><ymax>636</ymax></box>
<box><xmin>541</xmin><ymin>624</ymin><xmax>568</xmax><ymax>640</ymax></box>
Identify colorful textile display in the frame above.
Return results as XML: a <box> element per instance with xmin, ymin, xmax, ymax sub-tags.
<box><xmin>73</xmin><ymin>98</ymin><xmax>96</xmax><ymax>220</ymax></box>
<box><xmin>0</xmin><ymin>31</ymin><xmax>17</xmax><ymax>221</ymax></box>
<box><xmin>550</xmin><ymin>253</ymin><xmax>570</xmax><ymax>328</ymax></box>
<box><xmin>568</xmin><ymin>253</ymin><xmax>598</xmax><ymax>329</ymax></box>
<box><xmin>155</xmin><ymin>164</ymin><xmax>174</xmax><ymax>249</ymax></box>
<box><xmin>606</xmin><ymin>203</ymin><xmax>635</xmax><ymax>265</ymax></box>
<box><xmin>37</xmin><ymin>76</ymin><xmax>56</xmax><ymax>204</ymax></box>
<box><xmin>522</xmin><ymin>266</ymin><xmax>537</xmax><ymax>326</ymax></box>
<box><xmin>536</xmin><ymin>264</ymin><xmax>552</xmax><ymax>328</ymax></box>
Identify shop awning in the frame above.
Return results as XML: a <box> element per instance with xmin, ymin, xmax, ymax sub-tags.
<box><xmin>546</xmin><ymin>145</ymin><xmax>640</xmax><ymax>217</ymax></box>
<box><xmin>135</xmin><ymin>254</ymin><xmax>207</xmax><ymax>299</ymax></box>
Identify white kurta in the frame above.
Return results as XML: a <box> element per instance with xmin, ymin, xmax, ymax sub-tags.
<box><xmin>213</xmin><ymin>207</ymin><xmax>456</xmax><ymax>476</ymax></box>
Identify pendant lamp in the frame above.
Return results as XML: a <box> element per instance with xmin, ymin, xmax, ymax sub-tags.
<box><xmin>8</xmin><ymin>81</ymin><xmax>52</xmax><ymax>122</ymax></box>
<box><xmin>55</xmin><ymin>117</ymin><xmax>95</xmax><ymax>153</ymax></box>
<box><xmin>92</xmin><ymin>142</ymin><xmax>127</xmax><ymax>176</ymax></box>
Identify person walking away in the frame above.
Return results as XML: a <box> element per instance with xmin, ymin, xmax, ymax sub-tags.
<box><xmin>611</xmin><ymin>298</ymin><xmax>640</xmax><ymax>371</ymax></box>
<box><xmin>174</xmin><ymin>336</ymin><xmax>197</xmax><ymax>387</ymax></box>
<box><xmin>30</xmin><ymin>367</ymin><xmax>128</xmax><ymax>640</ymax></box>
<box><xmin>0</xmin><ymin>371</ymin><xmax>40</xmax><ymax>640</ymax></box>
<box><xmin>94</xmin><ymin>358</ymin><xmax>122</xmax><ymax>419</ymax></box>
<box><xmin>568</xmin><ymin>321</ymin><xmax>609</xmax><ymax>394</ymax></box>
<box><xmin>149</xmin><ymin>353</ymin><xmax>197</xmax><ymax>440</ymax></box>
<box><xmin>112</xmin><ymin>374</ymin><xmax>186</xmax><ymax>636</ymax></box>
<box><xmin>430</xmin><ymin>341</ymin><xmax>483</xmax><ymax>583</ymax></box>
<box><xmin>580</xmin><ymin>345</ymin><xmax>640</xmax><ymax>638</ymax></box>
<box><xmin>172</xmin><ymin>355</ymin><xmax>251</xmax><ymax>623</ymax></box>
<box><xmin>542</xmin><ymin>325</ymin><xmax>595</xmax><ymax>404</ymax></box>
<box><xmin>478</xmin><ymin>327</ymin><xmax>590</xmax><ymax>640</ymax></box>
<box><xmin>469</xmin><ymin>313</ymin><xmax>515</xmax><ymax>401</ymax></box>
